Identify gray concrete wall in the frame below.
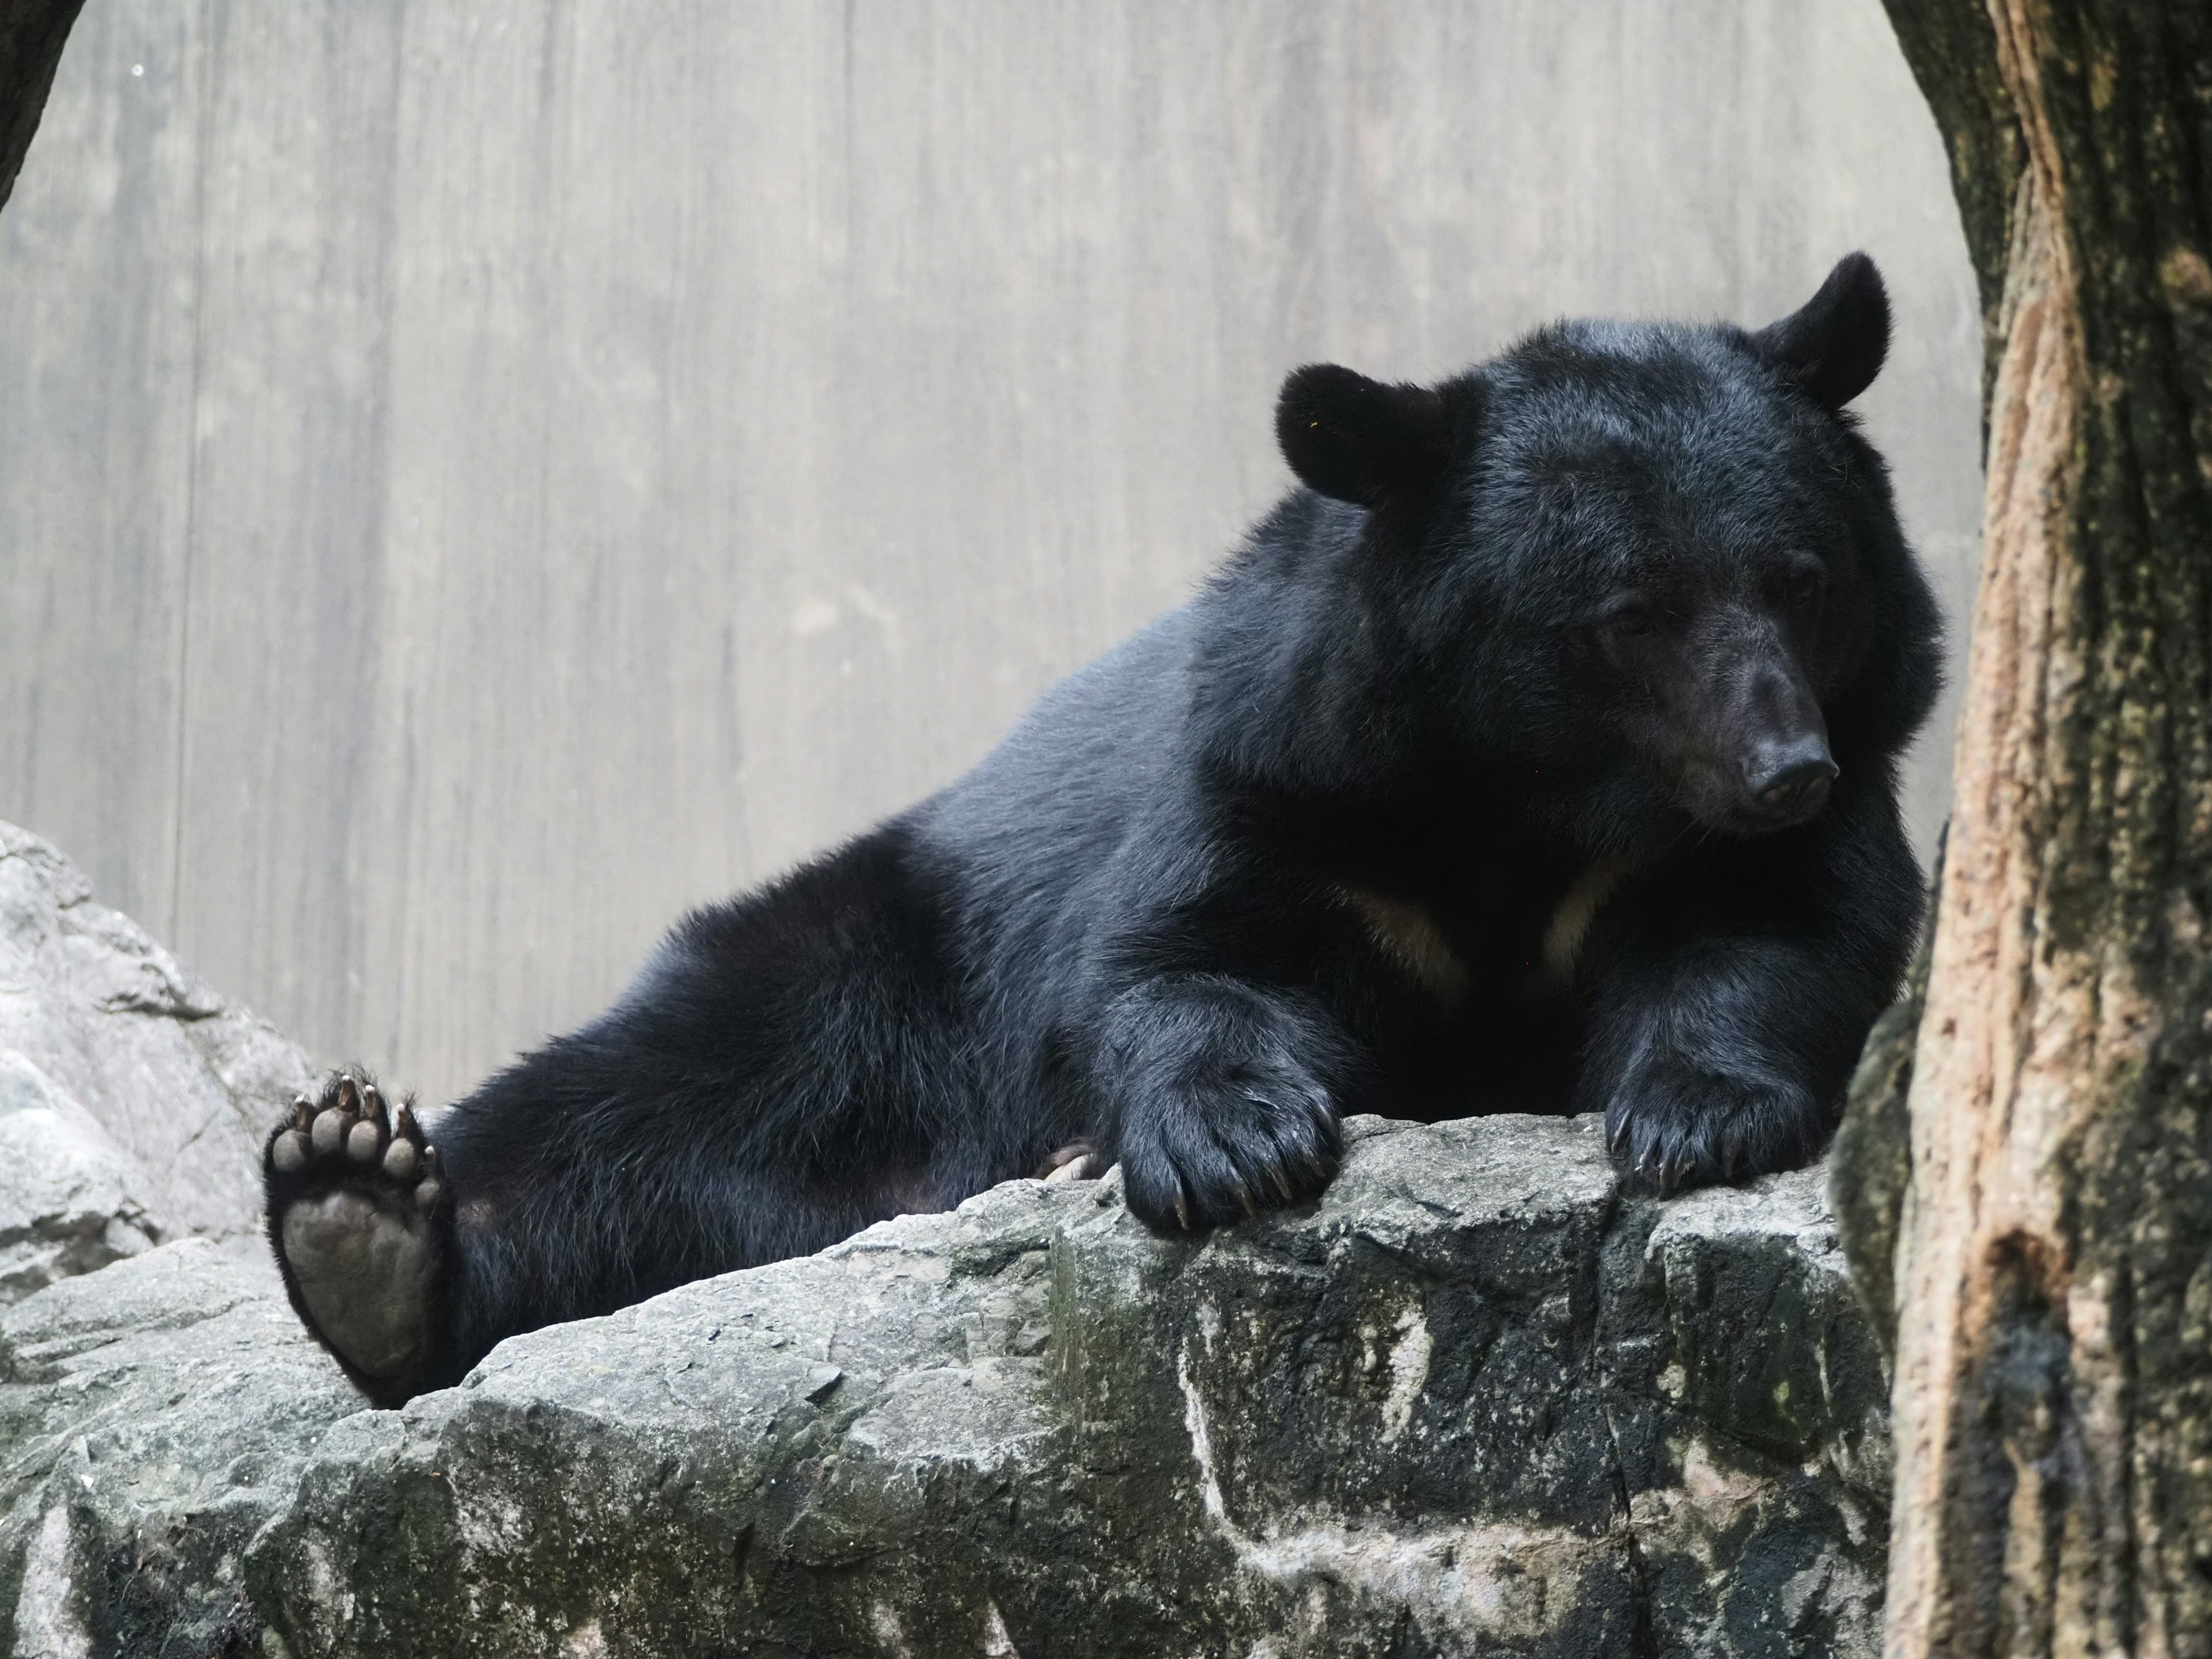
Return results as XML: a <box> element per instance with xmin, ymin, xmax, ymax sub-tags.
<box><xmin>0</xmin><ymin>0</ymin><xmax>1982</xmax><ymax>1107</ymax></box>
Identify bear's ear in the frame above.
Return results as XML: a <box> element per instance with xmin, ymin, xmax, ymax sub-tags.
<box><xmin>1748</xmin><ymin>252</ymin><xmax>1891</xmax><ymax>410</ymax></box>
<box><xmin>1275</xmin><ymin>364</ymin><xmax>1452</xmax><ymax>507</ymax></box>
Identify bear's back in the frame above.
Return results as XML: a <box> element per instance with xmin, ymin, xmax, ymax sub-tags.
<box><xmin>912</xmin><ymin>606</ymin><xmax>1210</xmax><ymax>988</ymax></box>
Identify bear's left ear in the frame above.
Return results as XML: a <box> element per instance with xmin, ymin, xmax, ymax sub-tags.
<box><xmin>1748</xmin><ymin>252</ymin><xmax>1891</xmax><ymax>410</ymax></box>
<box><xmin>1275</xmin><ymin>364</ymin><xmax>1452</xmax><ymax>507</ymax></box>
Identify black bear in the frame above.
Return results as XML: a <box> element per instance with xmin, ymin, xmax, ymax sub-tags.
<box><xmin>266</xmin><ymin>254</ymin><xmax>1940</xmax><ymax>1405</ymax></box>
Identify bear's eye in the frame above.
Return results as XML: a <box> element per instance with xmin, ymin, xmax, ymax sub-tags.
<box><xmin>1596</xmin><ymin>595</ymin><xmax>1655</xmax><ymax>637</ymax></box>
<box><xmin>1783</xmin><ymin>560</ymin><xmax>1828</xmax><ymax>608</ymax></box>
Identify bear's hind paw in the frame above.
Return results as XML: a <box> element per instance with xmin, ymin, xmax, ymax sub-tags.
<box><xmin>1038</xmin><ymin>1139</ymin><xmax>1105</xmax><ymax>1183</ymax></box>
<box><xmin>264</xmin><ymin>1071</ymin><xmax>449</xmax><ymax>1402</ymax></box>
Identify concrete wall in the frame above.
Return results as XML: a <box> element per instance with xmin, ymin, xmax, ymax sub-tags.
<box><xmin>0</xmin><ymin>0</ymin><xmax>1982</xmax><ymax>1106</ymax></box>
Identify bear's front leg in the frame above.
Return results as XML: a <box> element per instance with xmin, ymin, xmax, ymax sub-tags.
<box><xmin>1096</xmin><ymin>974</ymin><xmax>1352</xmax><ymax>1232</ymax></box>
<box><xmin>1584</xmin><ymin>943</ymin><xmax>1853</xmax><ymax>1188</ymax></box>
<box><xmin>1582</xmin><ymin>777</ymin><xmax>1924</xmax><ymax>1190</ymax></box>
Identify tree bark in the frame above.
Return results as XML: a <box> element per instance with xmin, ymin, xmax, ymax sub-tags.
<box><xmin>1865</xmin><ymin>2</ymin><xmax>2212</xmax><ymax>1654</ymax></box>
<box><xmin>0</xmin><ymin>0</ymin><xmax>85</xmax><ymax>217</ymax></box>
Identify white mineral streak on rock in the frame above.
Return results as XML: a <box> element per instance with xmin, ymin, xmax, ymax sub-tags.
<box><xmin>301</xmin><ymin>1533</ymin><xmax>353</xmax><ymax>1626</ymax></box>
<box><xmin>1177</xmin><ymin>1346</ymin><xmax>1596</xmax><ymax>1647</ymax></box>
<box><xmin>14</xmin><ymin>1506</ymin><xmax>92</xmax><ymax>1659</ymax></box>
<box><xmin>981</xmin><ymin>1601</ymin><xmax>1021</xmax><ymax>1656</ymax></box>
<box><xmin>1380</xmin><ymin>1303</ymin><xmax>1433</xmax><ymax>1442</ymax></box>
<box><xmin>1630</xmin><ymin>1438</ymin><xmax>1772</xmax><ymax>1570</ymax></box>
<box><xmin>870</xmin><ymin>1601</ymin><xmax>916</xmax><ymax>1658</ymax></box>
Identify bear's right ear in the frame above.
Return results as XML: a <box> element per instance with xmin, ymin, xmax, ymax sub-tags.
<box><xmin>1275</xmin><ymin>364</ymin><xmax>1451</xmax><ymax>507</ymax></box>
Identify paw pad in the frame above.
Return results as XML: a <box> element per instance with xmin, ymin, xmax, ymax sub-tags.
<box><xmin>268</xmin><ymin>1071</ymin><xmax>441</xmax><ymax>1207</ymax></box>
<box><xmin>264</xmin><ymin>1069</ymin><xmax>448</xmax><ymax>1397</ymax></box>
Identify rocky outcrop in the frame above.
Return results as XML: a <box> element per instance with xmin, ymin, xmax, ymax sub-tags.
<box><xmin>0</xmin><ymin>821</ymin><xmax>1892</xmax><ymax>1657</ymax></box>
<box><xmin>0</xmin><ymin>1240</ymin><xmax>361</xmax><ymax>1658</ymax></box>
<box><xmin>0</xmin><ymin>824</ymin><xmax>312</xmax><ymax>1254</ymax></box>
<box><xmin>0</xmin><ymin>1052</ymin><xmax>161</xmax><ymax>1301</ymax></box>
<box><xmin>6</xmin><ymin>1120</ymin><xmax>1888</xmax><ymax>1658</ymax></box>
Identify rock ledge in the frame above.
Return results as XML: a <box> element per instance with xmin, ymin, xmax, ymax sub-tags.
<box><xmin>0</xmin><ymin>821</ymin><xmax>1889</xmax><ymax>1658</ymax></box>
<box><xmin>7</xmin><ymin>1116</ymin><xmax>1887</xmax><ymax>1658</ymax></box>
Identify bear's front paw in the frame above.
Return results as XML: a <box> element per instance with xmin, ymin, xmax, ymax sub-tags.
<box><xmin>1604</xmin><ymin>1049</ymin><xmax>1832</xmax><ymax>1191</ymax></box>
<box><xmin>1116</xmin><ymin>1055</ymin><xmax>1341</xmax><ymax>1233</ymax></box>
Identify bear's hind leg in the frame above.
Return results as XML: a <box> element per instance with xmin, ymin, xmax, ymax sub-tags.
<box><xmin>264</xmin><ymin>1071</ymin><xmax>453</xmax><ymax>1405</ymax></box>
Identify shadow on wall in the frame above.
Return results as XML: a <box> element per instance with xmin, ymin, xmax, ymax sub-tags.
<box><xmin>0</xmin><ymin>0</ymin><xmax>1980</xmax><ymax>1104</ymax></box>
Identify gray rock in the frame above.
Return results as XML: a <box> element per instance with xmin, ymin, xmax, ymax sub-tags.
<box><xmin>0</xmin><ymin>1240</ymin><xmax>362</xmax><ymax>1659</ymax></box>
<box><xmin>229</xmin><ymin>1115</ymin><xmax>1884</xmax><ymax>1659</ymax></box>
<box><xmin>0</xmin><ymin>823</ymin><xmax>316</xmax><ymax>1245</ymax></box>
<box><xmin>0</xmin><ymin>1052</ymin><xmax>163</xmax><ymax>1303</ymax></box>
<box><xmin>1828</xmin><ymin>851</ymin><xmax>1938</xmax><ymax>1362</ymax></box>
<box><xmin>0</xmin><ymin>826</ymin><xmax>1891</xmax><ymax>1656</ymax></box>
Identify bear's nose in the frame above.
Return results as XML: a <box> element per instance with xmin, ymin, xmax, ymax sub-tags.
<box><xmin>1748</xmin><ymin>743</ymin><xmax>1839</xmax><ymax>814</ymax></box>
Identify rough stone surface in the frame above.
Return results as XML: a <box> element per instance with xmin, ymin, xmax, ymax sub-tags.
<box><xmin>0</xmin><ymin>828</ymin><xmax>1891</xmax><ymax>1656</ymax></box>
<box><xmin>0</xmin><ymin>1240</ymin><xmax>362</xmax><ymax>1659</ymax></box>
<box><xmin>0</xmin><ymin>1052</ymin><xmax>162</xmax><ymax>1303</ymax></box>
<box><xmin>1827</xmin><ymin>840</ymin><xmax>1940</xmax><ymax>1359</ymax></box>
<box><xmin>0</xmin><ymin>823</ymin><xmax>315</xmax><ymax>1244</ymax></box>
<box><xmin>0</xmin><ymin>1117</ymin><xmax>1889</xmax><ymax>1658</ymax></box>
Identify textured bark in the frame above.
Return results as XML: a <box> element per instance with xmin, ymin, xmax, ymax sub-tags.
<box><xmin>1832</xmin><ymin>835</ymin><xmax>1942</xmax><ymax>1359</ymax></box>
<box><xmin>0</xmin><ymin>0</ymin><xmax>84</xmax><ymax>216</ymax></box>
<box><xmin>1874</xmin><ymin>2</ymin><xmax>2212</xmax><ymax>1655</ymax></box>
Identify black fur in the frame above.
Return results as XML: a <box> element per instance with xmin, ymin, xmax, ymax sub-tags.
<box><xmin>270</xmin><ymin>256</ymin><xmax>1942</xmax><ymax>1401</ymax></box>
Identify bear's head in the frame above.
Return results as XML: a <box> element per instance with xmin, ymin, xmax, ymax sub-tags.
<box><xmin>1271</xmin><ymin>252</ymin><xmax>1940</xmax><ymax>850</ymax></box>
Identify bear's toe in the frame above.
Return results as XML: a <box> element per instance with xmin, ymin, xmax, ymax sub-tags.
<box><xmin>1039</xmin><ymin>1140</ymin><xmax>1105</xmax><ymax>1183</ymax></box>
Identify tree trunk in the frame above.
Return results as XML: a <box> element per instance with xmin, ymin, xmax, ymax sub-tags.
<box><xmin>1866</xmin><ymin>2</ymin><xmax>2212</xmax><ymax>1654</ymax></box>
<box><xmin>0</xmin><ymin>0</ymin><xmax>85</xmax><ymax>216</ymax></box>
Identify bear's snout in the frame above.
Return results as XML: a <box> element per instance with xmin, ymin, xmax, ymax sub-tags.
<box><xmin>1743</xmin><ymin>735</ymin><xmax>1838</xmax><ymax>823</ymax></box>
<box><xmin>1653</xmin><ymin>611</ymin><xmax>1839</xmax><ymax>834</ymax></box>
<box><xmin>1724</xmin><ymin>646</ymin><xmax>1835</xmax><ymax>828</ymax></box>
